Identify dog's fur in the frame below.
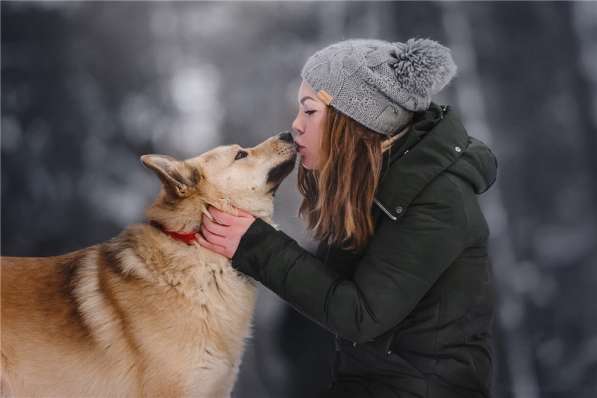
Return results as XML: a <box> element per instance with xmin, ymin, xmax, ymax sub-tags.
<box><xmin>0</xmin><ymin>133</ymin><xmax>297</xmax><ymax>397</ymax></box>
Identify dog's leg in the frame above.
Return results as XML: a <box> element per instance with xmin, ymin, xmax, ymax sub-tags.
<box><xmin>0</xmin><ymin>353</ymin><xmax>13</xmax><ymax>398</ymax></box>
<box><xmin>207</xmin><ymin>360</ymin><xmax>241</xmax><ymax>398</ymax></box>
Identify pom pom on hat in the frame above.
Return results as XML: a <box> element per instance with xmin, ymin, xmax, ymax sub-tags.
<box><xmin>389</xmin><ymin>38</ymin><xmax>458</xmax><ymax>108</ymax></box>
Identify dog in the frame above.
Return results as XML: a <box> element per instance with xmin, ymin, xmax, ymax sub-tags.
<box><xmin>1</xmin><ymin>131</ymin><xmax>297</xmax><ymax>397</ymax></box>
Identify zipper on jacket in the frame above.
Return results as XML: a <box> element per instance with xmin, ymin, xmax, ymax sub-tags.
<box><xmin>385</xmin><ymin>330</ymin><xmax>397</xmax><ymax>356</ymax></box>
<box><xmin>373</xmin><ymin>198</ymin><xmax>397</xmax><ymax>221</ymax></box>
<box><xmin>332</xmin><ymin>335</ymin><xmax>341</xmax><ymax>382</ymax></box>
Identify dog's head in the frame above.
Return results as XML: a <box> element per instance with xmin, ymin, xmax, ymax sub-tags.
<box><xmin>140</xmin><ymin>132</ymin><xmax>297</xmax><ymax>231</ymax></box>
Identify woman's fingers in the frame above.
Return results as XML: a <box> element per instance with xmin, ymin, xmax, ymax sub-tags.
<box><xmin>199</xmin><ymin>205</ymin><xmax>256</xmax><ymax>259</ymax></box>
<box><xmin>196</xmin><ymin>233</ymin><xmax>228</xmax><ymax>258</ymax></box>
<box><xmin>200</xmin><ymin>224</ymin><xmax>228</xmax><ymax>246</ymax></box>
<box><xmin>208</xmin><ymin>206</ymin><xmax>233</xmax><ymax>226</ymax></box>
<box><xmin>202</xmin><ymin>216</ymin><xmax>227</xmax><ymax>236</ymax></box>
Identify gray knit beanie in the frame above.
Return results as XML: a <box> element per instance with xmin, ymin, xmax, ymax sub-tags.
<box><xmin>300</xmin><ymin>38</ymin><xmax>457</xmax><ymax>136</ymax></box>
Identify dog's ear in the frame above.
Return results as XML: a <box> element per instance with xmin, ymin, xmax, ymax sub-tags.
<box><xmin>140</xmin><ymin>154</ymin><xmax>201</xmax><ymax>198</ymax></box>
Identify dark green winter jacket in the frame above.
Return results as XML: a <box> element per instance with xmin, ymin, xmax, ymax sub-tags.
<box><xmin>231</xmin><ymin>103</ymin><xmax>498</xmax><ymax>398</ymax></box>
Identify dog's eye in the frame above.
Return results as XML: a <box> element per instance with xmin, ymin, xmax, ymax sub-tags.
<box><xmin>234</xmin><ymin>150</ymin><xmax>248</xmax><ymax>161</ymax></box>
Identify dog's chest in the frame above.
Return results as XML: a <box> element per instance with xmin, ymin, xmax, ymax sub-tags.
<box><xmin>160</xmin><ymin>253</ymin><xmax>255</xmax><ymax>307</ymax></box>
<box><xmin>152</xmin><ymin>251</ymin><xmax>258</xmax><ymax>343</ymax></box>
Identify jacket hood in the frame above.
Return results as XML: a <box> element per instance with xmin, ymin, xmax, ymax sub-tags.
<box><xmin>374</xmin><ymin>103</ymin><xmax>498</xmax><ymax>221</ymax></box>
<box><xmin>446</xmin><ymin>135</ymin><xmax>497</xmax><ymax>194</ymax></box>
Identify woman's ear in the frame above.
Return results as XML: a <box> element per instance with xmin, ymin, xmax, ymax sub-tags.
<box><xmin>140</xmin><ymin>154</ymin><xmax>202</xmax><ymax>198</ymax></box>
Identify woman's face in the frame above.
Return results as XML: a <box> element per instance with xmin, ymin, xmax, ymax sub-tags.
<box><xmin>291</xmin><ymin>80</ymin><xmax>328</xmax><ymax>170</ymax></box>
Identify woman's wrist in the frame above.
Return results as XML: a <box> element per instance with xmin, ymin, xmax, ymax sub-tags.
<box><xmin>231</xmin><ymin>217</ymin><xmax>278</xmax><ymax>275</ymax></box>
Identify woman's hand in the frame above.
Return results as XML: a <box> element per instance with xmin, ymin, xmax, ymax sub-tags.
<box><xmin>196</xmin><ymin>205</ymin><xmax>256</xmax><ymax>259</ymax></box>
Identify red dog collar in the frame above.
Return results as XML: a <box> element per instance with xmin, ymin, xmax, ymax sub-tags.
<box><xmin>150</xmin><ymin>220</ymin><xmax>198</xmax><ymax>245</ymax></box>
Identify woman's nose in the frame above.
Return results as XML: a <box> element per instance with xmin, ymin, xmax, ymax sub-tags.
<box><xmin>291</xmin><ymin>116</ymin><xmax>303</xmax><ymax>136</ymax></box>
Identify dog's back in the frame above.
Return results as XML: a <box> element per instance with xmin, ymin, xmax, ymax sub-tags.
<box><xmin>1</xmin><ymin>250</ymin><xmax>130</xmax><ymax>396</ymax></box>
<box><xmin>1</xmin><ymin>224</ymin><xmax>258</xmax><ymax>397</ymax></box>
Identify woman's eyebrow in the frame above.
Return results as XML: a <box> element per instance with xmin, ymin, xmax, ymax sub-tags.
<box><xmin>300</xmin><ymin>96</ymin><xmax>316</xmax><ymax>105</ymax></box>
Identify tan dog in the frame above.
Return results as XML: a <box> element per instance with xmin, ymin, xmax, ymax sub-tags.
<box><xmin>1</xmin><ymin>132</ymin><xmax>297</xmax><ymax>397</ymax></box>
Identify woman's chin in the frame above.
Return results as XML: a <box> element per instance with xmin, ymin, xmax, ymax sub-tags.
<box><xmin>300</xmin><ymin>158</ymin><xmax>313</xmax><ymax>170</ymax></box>
<box><xmin>299</xmin><ymin>155</ymin><xmax>308</xmax><ymax>168</ymax></box>
<box><xmin>300</xmin><ymin>154</ymin><xmax>319</xmax><ymax>170</ymax></box>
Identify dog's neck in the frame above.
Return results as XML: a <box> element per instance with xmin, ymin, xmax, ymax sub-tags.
<box><xmin>122</xmin><ymin>195</ymin><xmax>275</xmax><ymax>298</ymax></box>
<box><xmin>144</xmin><ymin>193</ymin><xmax>274</xmax><ymax>244</ymax></box>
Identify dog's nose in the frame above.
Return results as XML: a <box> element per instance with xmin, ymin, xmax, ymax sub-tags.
<box><xmin>278</xmin><ymin>131</ymin><xmax>294</xmax><ymax>143</ymax></box>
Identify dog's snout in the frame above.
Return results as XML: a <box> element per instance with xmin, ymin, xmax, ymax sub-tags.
<box><xmin>278</xmin><ymin>131</ymin><xmax>294</xmax><ymax>144</ymax></box>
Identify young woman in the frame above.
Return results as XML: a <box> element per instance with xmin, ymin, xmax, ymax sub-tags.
<box><xmin>197</xmin><ymin>38</ymin><xmax>498</xmax><ymax>398</ymax></box>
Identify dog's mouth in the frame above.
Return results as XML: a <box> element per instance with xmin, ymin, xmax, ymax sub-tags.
<box><xmin>266</xmin><ymin>153</ymin><xmax>297</xmax><ymax>196</ymax></box>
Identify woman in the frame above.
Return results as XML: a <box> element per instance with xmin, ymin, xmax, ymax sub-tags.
<box><xmin>197</xmin><ymin>38</ymin><xmax>498</xmax><ymax>398</ymax></box>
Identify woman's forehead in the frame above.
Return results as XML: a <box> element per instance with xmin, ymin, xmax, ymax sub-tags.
<box><xmin>298</xmin><ymin>81</ymin><xmax>324</xmax><ymax>106</ymax></box>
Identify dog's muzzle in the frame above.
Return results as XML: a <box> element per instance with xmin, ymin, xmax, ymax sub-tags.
<box><xmin>278</xmin><ymin>131</ymin><xmax>294</xmax><ymax>144</ymax></box>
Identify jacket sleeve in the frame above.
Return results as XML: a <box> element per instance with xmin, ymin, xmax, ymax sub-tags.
<box><xmin>231</xmin><ymin>176</ymin><xmax>468</xmax><ymax>343</ymax></box>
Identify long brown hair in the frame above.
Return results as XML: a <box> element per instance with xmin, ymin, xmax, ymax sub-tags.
<box><xmin>297</xmin><ymin>106</ymin><xmax>397</xmax><ymax>253</ymax></box>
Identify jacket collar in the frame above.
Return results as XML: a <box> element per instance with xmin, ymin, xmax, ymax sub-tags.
<box><xmin>373</xmin><ymin>103</ymin><xmax>470</xmax><ymax>221</ymax></box>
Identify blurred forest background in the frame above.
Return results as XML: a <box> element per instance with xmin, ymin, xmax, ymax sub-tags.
<box><xmin>2</xmin><ymin>1</ymin><xmax>596</xmax><ymax>397</ymax></box>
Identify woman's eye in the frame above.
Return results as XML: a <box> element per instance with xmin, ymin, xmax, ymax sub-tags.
<box><xmin>234</xmin><ymin>150</ymin><xmax>248</xmax><ymax>160</ymax></box>
<box><xmin>304</xmin><ymin>110</ymin><xmax>316</xmax><ymax>115</ymax></box>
